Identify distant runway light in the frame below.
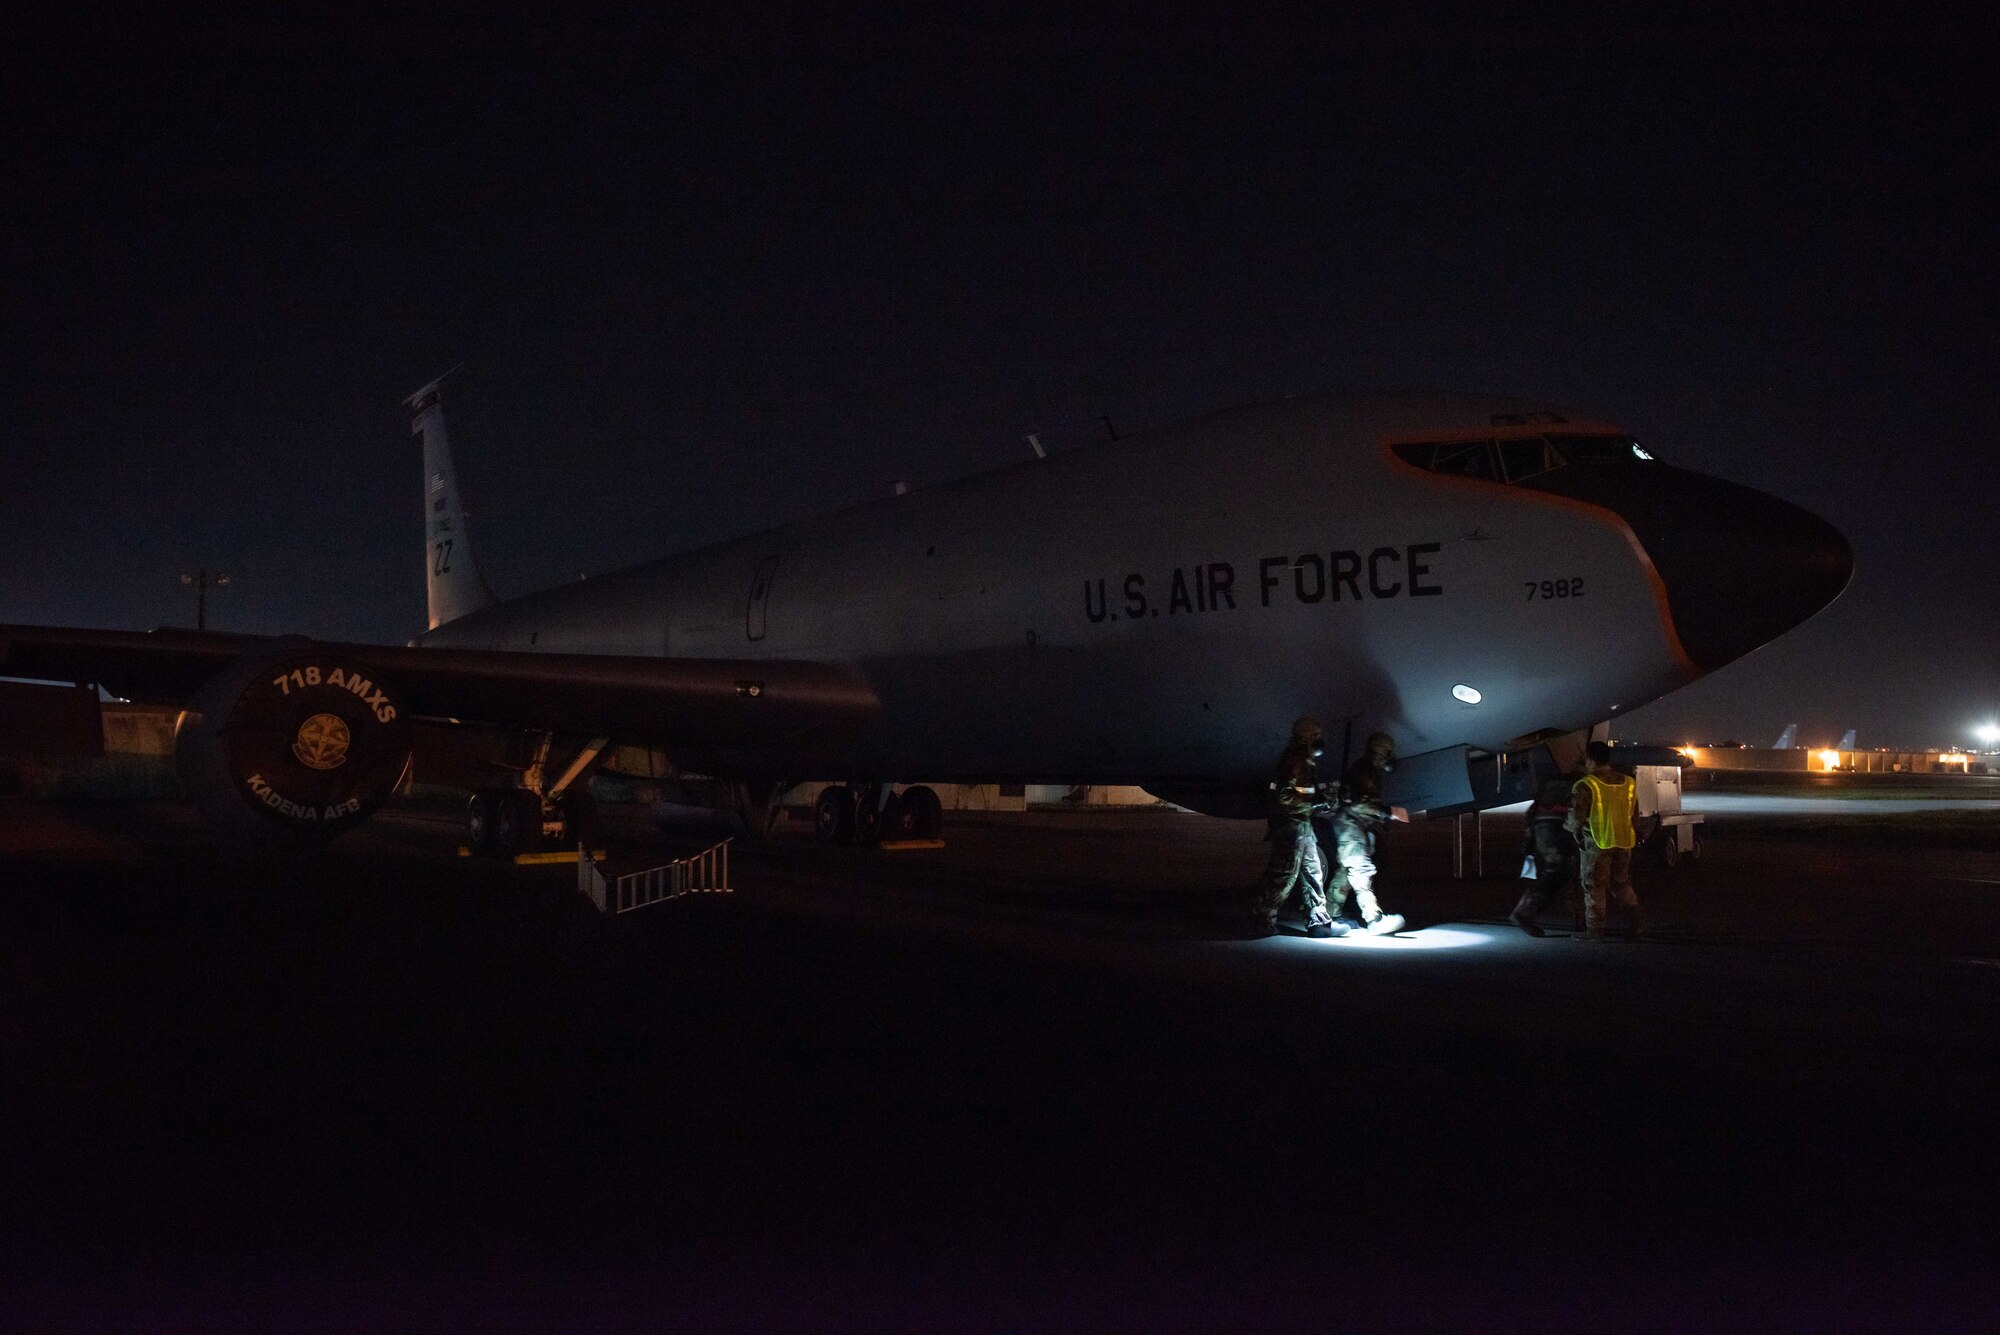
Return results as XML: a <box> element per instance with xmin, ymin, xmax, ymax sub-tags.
<box><xmin>1452</xmin><ymin>684</ymin><xmax>1482</xmax><ymax>704</ymax></box>
<box><xmin>1976</xmin><ymin>722</ymin><xmax>2000</xmax><ymax>747</ymax></box>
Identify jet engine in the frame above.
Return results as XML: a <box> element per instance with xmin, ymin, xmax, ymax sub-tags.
<box><xmin>174</xmin><ymin>638</ymin><xmax>413</xmax><ymax>851</ymax></box>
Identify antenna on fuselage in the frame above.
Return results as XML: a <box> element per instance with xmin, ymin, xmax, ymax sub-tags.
<box><xmin>1025</xmin><ymin>433</ymin><xmax>1047</xmax><ymax>459</ymax></box>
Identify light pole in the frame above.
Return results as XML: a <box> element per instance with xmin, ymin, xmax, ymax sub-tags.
<box><xmin>180</xmin><ymin>568</ymin><xmax>230</xmax><ymax>630</ymax></box>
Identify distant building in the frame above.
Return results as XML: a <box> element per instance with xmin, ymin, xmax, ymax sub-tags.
<box><xmin>101</xmin><ymin>703</ymin><xmax>178</xmax><ymax>757</ymax></box>
<box><xmin>1677</xmin><ymin>745</ymin><xmax>1989</xmax><ymax>775</ymax></box>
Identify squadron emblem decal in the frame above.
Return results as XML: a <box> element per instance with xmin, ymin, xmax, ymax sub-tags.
<box><xmin>292</xmin><ymin>713</ymin><xmax>352</xmax><ymax>770</ymax></box>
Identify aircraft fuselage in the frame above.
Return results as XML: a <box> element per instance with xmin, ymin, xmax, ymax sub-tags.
<box><xmin>417</xmin><ymin>392</ymin><xmax>1851</xmax><ymax>792</ymax></box>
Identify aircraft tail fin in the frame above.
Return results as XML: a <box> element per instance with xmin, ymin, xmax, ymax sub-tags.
<box><xmin>1837</xmin><ymin>728</ymin><xmax>1857</xmax><ymax>751</ymax></box>
<box><xmin>406</xmin><ymin>378</ymin><xmax>498</xmax><ymax>631</ymax></box>
<box><xmin>1773</xmin><ymin>723</ymin><xmax>1798</xmax><ymax>749</ymax></box>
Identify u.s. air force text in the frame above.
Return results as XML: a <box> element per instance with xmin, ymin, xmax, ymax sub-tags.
<box><xmin>1082</xmin><ymin>543</ymin><xmax>1444</xmax><ymax>624</ymax></box>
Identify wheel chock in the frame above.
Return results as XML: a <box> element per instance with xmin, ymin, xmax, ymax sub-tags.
<box><xmin>457</xmin><ymin>847</ymin><xmax>607</xmax><ymax>863</ymax></box>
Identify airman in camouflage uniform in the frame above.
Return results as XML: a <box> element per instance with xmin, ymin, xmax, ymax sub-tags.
<box><xmin>1249</xmin><ymin>717</ymin><xmax>1343</xmax><ymax>937</ymax></box>
<box><xmin>1567</xmin><ymin>740</ymin><xmax>1646</xmax><ymax>939</ymax></box>
<box><xmin>1322</xmin><ymin>731</ymin><xmax>1407</xmax><ymax>935</ymax></box>
<box><xmin>1508</xmin><ymin>766</ymin><xmax>1583</xmax><ymax>937</ymax></box>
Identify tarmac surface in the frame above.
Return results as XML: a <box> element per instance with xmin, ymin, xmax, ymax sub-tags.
<box><xmin>4</xmin><ymin>787</ymin><xmax>2000</xmax><ymax>1330</ymax></box>
<box><xmin>1686</xmin><ymin>791</ymin><xmax>2000</xmax><ymax>815</ymax></box>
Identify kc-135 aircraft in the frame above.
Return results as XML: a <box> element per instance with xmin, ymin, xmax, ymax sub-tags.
<box><xmin>0</xmin><ymin>383</ymin><xmax>1851</xmax><ymax>854</ymax></box>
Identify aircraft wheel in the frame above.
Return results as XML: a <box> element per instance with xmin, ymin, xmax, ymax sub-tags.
<box><xmin>884</xmin><ymin>789</ymin><xmax>921</xmax><ymax>839</ymax></box>
<box><xmin>493</xmin><ymin>789</ymin><xmax>547</xmax><ymax>859</ymax></box>
<box><xmin>899</xmin><ymin>784</ymin><xmax>943</xmax><ymax>839</ymax></box>
<box><xmin>853</xmin><ymin>787</ymin><xmax>891</xmax><ymax>846</ymax></box>
<box><xmin>814</xmin><ymin>785</ymin><xmax>855</xmax><ymax>845</ymax></box>
<box><xmin>466</xmin><ymin>790</ymin><xmax>501</xmax><ymax>856</ymax></box>
<box><xmin>718</xmin><ymin>778</ymin><xmax>782</xmax><ymax>843</ymax></box>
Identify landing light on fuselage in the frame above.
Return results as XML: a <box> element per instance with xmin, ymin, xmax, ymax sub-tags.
<box><xmin>1451</xmin><ymin>683</ymin><xmax>1482</xmax><ymax>704</ymax></box>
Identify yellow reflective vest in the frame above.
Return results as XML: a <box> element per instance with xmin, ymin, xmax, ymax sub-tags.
<box><xmin>1577</xmin><ymin>772</ymin><xmax>1637</xmax><ymax>850</ymax></box>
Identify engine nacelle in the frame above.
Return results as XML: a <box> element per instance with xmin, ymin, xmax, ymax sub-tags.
<box><xmin>174</xmin><ymin>639</ymin><xmax>413</xmax><ymax>851</ymax></box>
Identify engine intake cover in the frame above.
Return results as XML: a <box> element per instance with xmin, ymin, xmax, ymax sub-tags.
<box><xmin>175</xmin><ymin>638</ymin><xmax>413</xmax><ymax>850</ymax></box>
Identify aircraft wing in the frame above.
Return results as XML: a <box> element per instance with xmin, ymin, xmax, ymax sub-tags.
<box><xmin>0</xmin><ymin>625</ymin><xmax>262</xmax><ymax>703</ymax></box>
<box><xmin>0</xmin><ymin>624</ymin><xmax>879</xmax><ymax>751</ymax></box>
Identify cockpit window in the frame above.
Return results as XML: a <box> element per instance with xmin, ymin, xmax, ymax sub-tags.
<box><xmin>1390</xmin><ymin>438</ymin><xmax>1505</xmax><ymax>480</ymax></box>
<box><xmin>1499</xmin><ymin>436</ymin><xmax>1562</xmax><ymax>482</ymax></box>
<box><xmin>1394</xmin><ymin>432</ymin><xmax>1656</xmax><ymax>485</ymax></box>
<box><xmin>1429</xmin><ymin>439</ymin><xmax>1498</xmax><ymax>481</ymax></box>
<box><xmin>1547</xmin><ymin>434</ymin><xmax>1653</xmax><ymax>463</ymax></box>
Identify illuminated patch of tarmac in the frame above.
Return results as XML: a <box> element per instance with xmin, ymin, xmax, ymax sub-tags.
<box><xmin>1263</xmin><ymin>924</ymin><xmax>1499</xmax><ymax>952</ymax></box>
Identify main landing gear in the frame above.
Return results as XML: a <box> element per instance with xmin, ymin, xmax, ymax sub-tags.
<box><xmin>812</xmin><ymin>782</ymin><xmax>944</xmax><ymax>846</ymax></box>
<box><xmin>465</xmin><ymin>734</ymin><xmax>607</xmax><ymax>859</ymax></box>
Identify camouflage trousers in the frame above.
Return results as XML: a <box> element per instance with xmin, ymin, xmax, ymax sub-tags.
<box><xmin>1578</xmin><ymin>843</ymin><xmax>1641</xmax><ymax>932</ymax></box>
<box><xmin>1511</xmin><ymin>820</ymin><xmax>1581</xmax><ymax>925</ymax></box>
<box><xmin>1321</xmin><ymin>814</ymin><xmax>1383</xmax><ymax>923</ymax></box>
<box><xmin>1253</xmin><ymin>818</ymin><xmax>1329</xmax><ymax>925</ymax></box>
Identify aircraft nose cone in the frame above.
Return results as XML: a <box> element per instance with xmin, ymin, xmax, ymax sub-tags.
<box><xmin>1638</xmin><ymin>483</ymin><xmax>1852</xmax><ymax>672</ymax></box>
<box><xmin>1523</xmin><ymin>464</ymin><xmax>1852</xmax><ymax>673</ymax></box>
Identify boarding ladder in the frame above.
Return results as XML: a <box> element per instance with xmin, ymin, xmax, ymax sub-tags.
<box><xmin>577</xmin><ymin>838</ymin><xmax>733</xmax><ymax>915</ymax></box>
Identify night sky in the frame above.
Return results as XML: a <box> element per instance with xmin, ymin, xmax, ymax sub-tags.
<box><xmin>4</xmin><ymin>11</ymin><xmax>1995</xmax><ymax>748</ymax></box>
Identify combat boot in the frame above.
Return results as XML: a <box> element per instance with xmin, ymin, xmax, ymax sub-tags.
<box><xmin>1306</xmin><ymin>918</ymin><xmax>1349</xmax><ymax>939</ymax></box>
<box><xmin>1508</xmin><ymin>903</ymin><xmax>1547</xmax><ymax>938</ymax></box>
<box><xmin>1239</xmin><ymin>911</ymin><xmax>1279</xmax><ymax>938</ymax></box>
<box><xmin>1361</xmin><ymin>913</ymin><xmax>1406</xmax><ymax>936</ymax></box>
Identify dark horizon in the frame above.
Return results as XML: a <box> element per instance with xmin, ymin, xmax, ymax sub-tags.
<box><xmin>5</xmin><ymin>12</ymin><xmax>1995</xmax><ymax>746</ymax></box>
